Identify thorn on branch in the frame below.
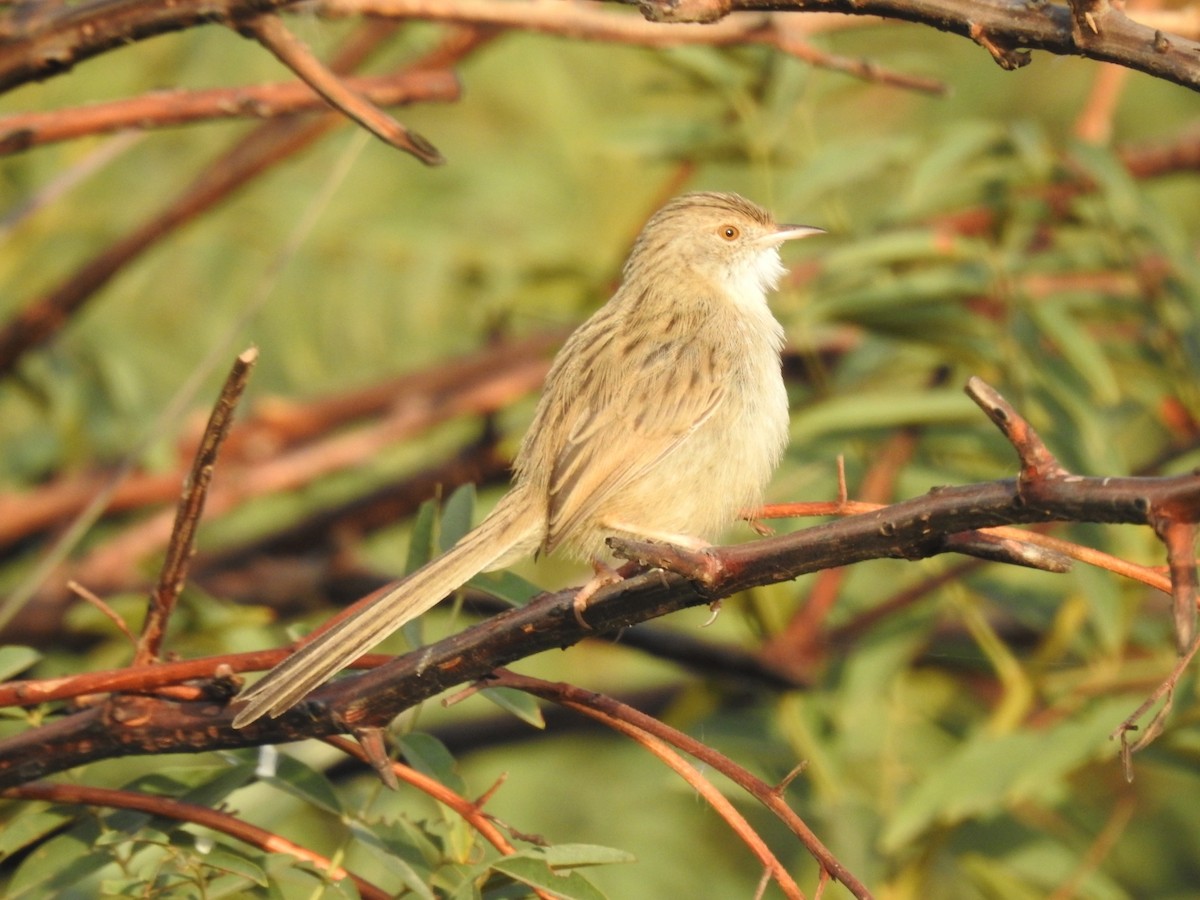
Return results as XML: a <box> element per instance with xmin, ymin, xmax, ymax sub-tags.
<box><xmin>351</xmin><ymin>725</ymin><xmax>399</xmax><ymax>789</ymax></box>
<box><xmin>1067</xmin><ymin>0</ymin><xmax>1108</xmax><ymax>42</ymax></box>
<box><xmin>968</xmin><ymin>23</ymin><xmax>1033</xmax><ymax>70</ymax></box>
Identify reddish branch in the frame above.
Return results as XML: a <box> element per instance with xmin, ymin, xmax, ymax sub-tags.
<box><xmin>322</xmin><ymin>735</ymin><xmax>559</xmax><ymax>900</ymax></box>
<box><xmin>493</xmin><ymin>670</ymin><xmax>872</xmax><ymax>899</ymax></box>
<box><xmin>0</xmin><ymin>329</ymin><xmax>558</xmax><ymax>553</ymax></box>
<box><xmin>1</xmin><ymin>781</ymin><xmax>388</xmax><ymax>899</ymax></box>
<box><xmin>0</xmin><ymin>335</ymin><xmax>551</xmax><ymax>647</ymax></box>
<box><xmin>322</xmin><ymin>0</ymin><xmax>947</xmax><ymax>94</ymax></box>
<box><xmin>2</xmin><ymin>0</ymin><xmax>1198</xmax><ymax>96</ymax></box>
<box><xmin>0</xmin><ymin>69</ymin><xmax>460</xmax><ymax>155</ymax></box>
<box><xmin>2</xmin><ymin>382</ymin><xmax>1198</xmax><ymax>789</ymax></box>
<box><xmin>0</xmin><ymin>21</ymin><xmax>487</xmax><ymax>379</ymax></box>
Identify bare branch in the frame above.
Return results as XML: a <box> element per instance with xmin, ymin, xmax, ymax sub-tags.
<box><xmin>0</xmin><ymin>20</ymin><xmax>480</xmax><ymax>378</ymax></box>
<box><xmin>321</xmin><ymin>0</ymin><xmax>947</xmax><ymax>94</ymax></box>
<box><xmin>629</xmin><ymin>0</ymin><xmax>1200</xmax><ymax>90</ymax></box>
<box><xmin>6</xmin><ymin>0</ymin><xmax>1199</xmax><ymax>98</ymax></box>
<box><xmin>2</xmin><ymin>440</ymin><xmax>1200</xmax><ymax>786</ymax></box>
<box><xmin>234</xmin><ymin>11</ymin><xmax>444</xmax><ymax>164</ymax></box>
<box><xmin>0</xmin><ymin>69</ymin><xmax>460</xmax><ymax>155</ymax></box>
<box><xmin>135</xmin><ymin>348</ymin><xmax>258</xmax><ymax>665</ymax></box>
<box><xmin>0</xmin><ymin>0</ymin><xmax>300</xmax><ymax>93</ymax></box>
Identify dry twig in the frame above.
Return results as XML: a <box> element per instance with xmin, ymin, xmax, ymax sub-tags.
<box><xmin>135</xmin><ymin>348</ymin><xmax>258</xmax><ymax>664</ymax></box>
<box><xmin>234</xmin><ymin>11</ymin><xmax>444</xmax><ymax>164</ymax></box>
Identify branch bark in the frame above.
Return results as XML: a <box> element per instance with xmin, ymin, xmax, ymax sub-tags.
<box><xmin>630</xmin><ymin>0</ymin><xmax>1200</xmax><ymax>89</ymax></box>
<box><xmin>2</xmin><ymin>0</ymin><xmax>1199</xmax><ymax>98</ymax></box>
<box><xmin>2</xmin><ymin>445</ymin><xmax>1197</xmax><ymax>786</ymax></box>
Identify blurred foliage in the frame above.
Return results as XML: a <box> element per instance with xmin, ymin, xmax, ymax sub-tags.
<box><xmin>2</xmin><ymin>8</ymin><xmax>1200</xmax><ymax>899</ymax></box>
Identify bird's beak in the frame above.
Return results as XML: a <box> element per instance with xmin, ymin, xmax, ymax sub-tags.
<box><xmin>773</xmin><ymin>224</ymin><xmax>826</xmax><ymax>243</ymax></box>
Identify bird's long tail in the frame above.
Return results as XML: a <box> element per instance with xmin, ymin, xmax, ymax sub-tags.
<box><xmin>232</xmin><ymin>488</ymin><xmax>543</xmax><ymax>727</ymax></box>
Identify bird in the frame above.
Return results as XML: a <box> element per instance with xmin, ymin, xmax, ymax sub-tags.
<box><xmin>232</xmin><ymin>191</ymin><xmax>823</xmax><ymax>727</ymax></box>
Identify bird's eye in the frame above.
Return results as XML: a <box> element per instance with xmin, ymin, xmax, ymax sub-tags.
<box><xmin>720</xmin><ymin>225</ymin><xmax>740</xmax><ymax>241</ymax></box>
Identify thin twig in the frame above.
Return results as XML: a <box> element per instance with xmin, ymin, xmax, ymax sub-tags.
<box><xmin>0</xmin><ymin>69</ymin><xmax>460</xmax><ymax>155</ymax></box>
<box><xmin>135</xmin><ymin>348</ymin><xmax>258</xmax><ymax>664</ymax></box>
<box><xmin>0</xmin><ymin>19</ymin><xmax>404</xmax><ymax>379</ymax></box>
<box><xmin>492</xmin><ymin>670</ymin><xmax>871</xmax><ymax>900</ymax></box>
<box><xmin>322</xmin><ymin>0</ymin><xmax>946</xmax><ymax>94</ymax></box>
<box><xmin>2</xmin><ymin>781</ymin><xmax>387</xmax><ymax>899</ymax></box>
<box><xmin>235</xmin><ymin>12</ymin><xmax>444</xmax><ymax>164</ymax></box>
<box><xmin>66</xmin><ymin>580</ymin><xmax>137</xmax><ymax>647</ymax></box>
<box><xmin>1110</xmin><ymin>632</ymin><xmax>1200</xmax><ymax>779</ymax></box>
<box><xmin>322</xmin><ymin>735</ymin><xmax>560</xmax><ymax>900</ymax></box>
<box><xmin>965</xmin><ymin>376</ymin><xmax>1070</xmax><ymax>482</ymax></box>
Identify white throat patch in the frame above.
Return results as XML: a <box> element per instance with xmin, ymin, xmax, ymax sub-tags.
<box><xmin>719</xmin><ymin>245</ymin><xmax>785</xmax><ymax>309</ymax></box>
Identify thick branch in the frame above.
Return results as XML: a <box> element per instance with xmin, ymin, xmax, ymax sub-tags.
<box><xmin>629</xmin><ymin>0</ymin><xmax>1200</xmax><ymax>89</ymax></box>
<box><xmin>0</xmin><ymin>0</ymin><xmax>299</xmax><ymax>93</ymax></box>
<box><xmin>2</xmin><ymin>0</ymin><xmax>1199</xmax><ymax>97</ymax></box>
<box><xmin>3</xmin><ymin>465</ymin><xmax>1199</xmax><ymax>786</ymax></box>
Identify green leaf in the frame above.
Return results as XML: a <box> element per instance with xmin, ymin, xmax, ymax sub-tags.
<box><xmin>398</xmin><ymin>732</ymin><xmax>464</xmax><ymax>793</ymax></box>
<box><xmin>439</xmin><ymin>483</ymin><xmax>477</xmax><ymax>552</ymax></box>
<box><xmin>176</xmin><ymin>757</ymin><xmax>259</xmax><ymax>808</ymax></box>
<box><xmin>7</xmin><ymin>828</ymin><xmax>110</xmax><ymax>898</ymax></box>
<box><xmin>480</xmin><ymin>687</ymin><xmax>545</xmax><ymax>729</ymax></box>
<box><xmin>488</xmin><ymin>854</ymin><xmax>607</xmax><ymax>900</ymax></box>
<box><xmin>406</xmin><ymin>495</ymin><xmax>440</xmax><ymax>573</ymax></box>
<box><xmin>1023</xmin><ymin>300</ymin><xmax>1120</xmax><ymax>405</ymax></box>
<box><xmin>0</xmin><ymin>645</ymin><xmax>40</xmax><ymax>681</ymax></box>
<box><xmin>262</xmin><ymin>853</ymin><xmax>359</xmax><ymax>898</ymax></box>
<box><xmin>262</xmin><ymin>753</ymin><xmax>345</xmax><ymax>817</ymax></box>
<box><xmin>897</xmin><ymin>121</ymin><xmax>1006</xmax><ymax>219</ymax></box>
<box><xmin>788</xmin><ymin>136</ymin><xmax>918</xmax><ymax>204</ymax></box>
<box><xmin>818</xmin><ymin>228</ymin><xmax>982</xmax><ymax>279</ymax></box>
<box><xmin>538</xmin><ymin>844</ymin><xmax>636</xmax><ymax>868</ymax></box>
<box><xmin>789</xmin><ymin>388</ymin><xmax>978</xmax><ymax>440</ymax></box>
<box><xmin>0</xmin><ymin>805</ymin><xmax>76</xmax><ymax>861</ymax></box>
<box><xmin>1067</xmin><ymin>141</ymin><xmax>1143</xmax><ymax>226</ymax></box>
<box><xmin>468</xmin><ymin>568</ymin><xmax>543</xmax><ymax>606</ymax></box>
<box><xmin>197</xmin><ymin>849</ymin><xmax>269</xmax><ymax>887</ymax></box>
<box><xmin>816</xmin><ymin>263</ymin><xmax>993</xmax><ymax>319</ymax></box>
<box><xmin>347</xmin><ymin>820</ymin><xmax>438</xmax><ymax>900</ymax></box>
<box><xmin>883</xmin><ymin>698</ymin><xmax>1130</xmax><ymax>851</ymax></box>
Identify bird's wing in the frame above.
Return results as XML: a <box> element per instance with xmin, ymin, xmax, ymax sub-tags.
<box><xmin>543</xmin><ymin>328</ymin><xmax>728</xmax><ymax>553</ymax></box>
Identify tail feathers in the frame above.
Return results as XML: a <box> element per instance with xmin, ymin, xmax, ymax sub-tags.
<box><xmin>232</xmin><ymin>493</ymin><xmax>542</xmax><ymax>727</ymax></box>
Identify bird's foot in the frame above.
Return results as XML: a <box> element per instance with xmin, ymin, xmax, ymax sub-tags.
<box><xmin>573</xmin><ymin>559</ymin><xmax>624</xmax><ymax>629</ymax></box>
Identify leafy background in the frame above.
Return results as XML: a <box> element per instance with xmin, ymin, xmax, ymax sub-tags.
<box><xmin>2</xmin><ymin>9</ymin><xmax>1200</xmax><ymax>898</ymax></box>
